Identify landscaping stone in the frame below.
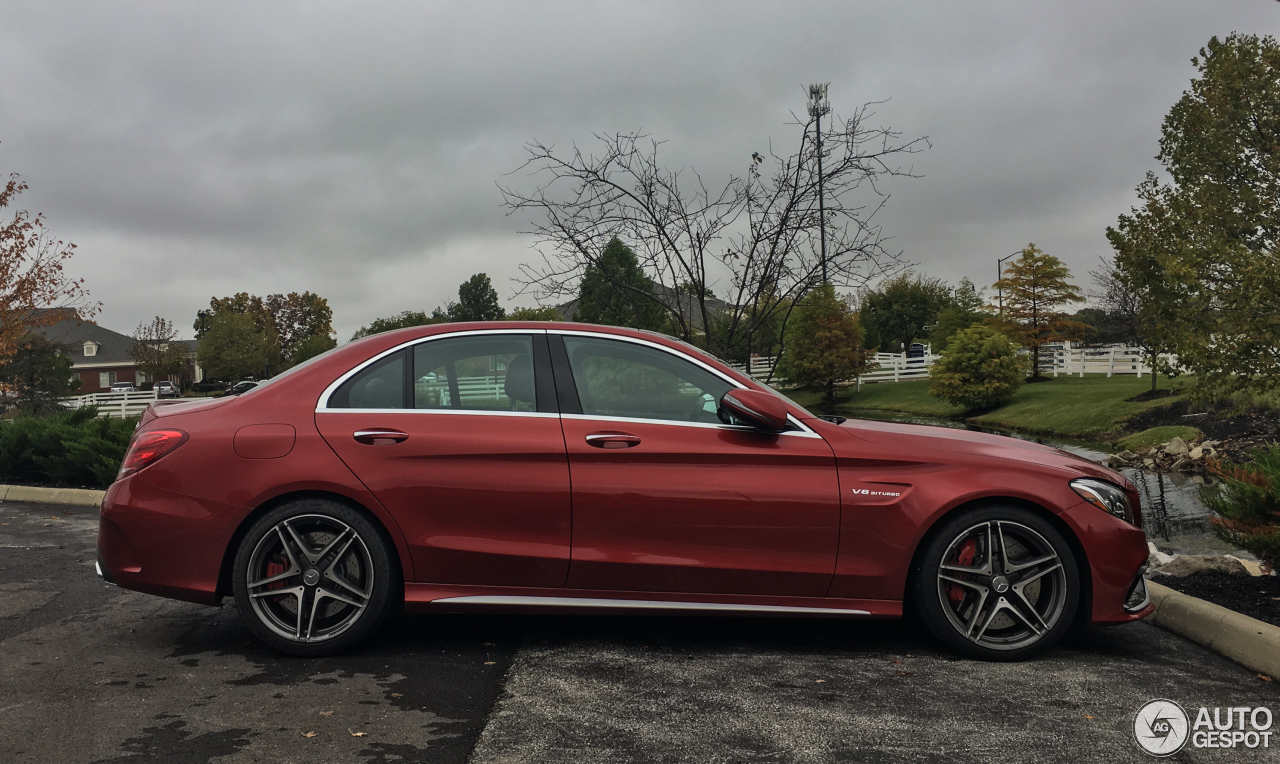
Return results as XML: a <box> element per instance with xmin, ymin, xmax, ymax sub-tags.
<box><xmin>1151</xmin><ymin>554</ymin><xmax>1253</xmax><ymax>578</ymax></box>
<box><xmin>1164</xmin><ymin>436</ymin><xmax>1189</xmax><ymax>456</ymax></box>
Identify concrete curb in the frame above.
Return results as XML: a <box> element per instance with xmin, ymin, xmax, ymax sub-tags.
<box><xmin>1146</xmin><ymin>580</ymin><xmax>1280</xmax><ymax>679</ymax></box>
<box><xmin>0</xmin><ymin>484</ymin><xmax>106</xmax><ymax>508</ymax></box>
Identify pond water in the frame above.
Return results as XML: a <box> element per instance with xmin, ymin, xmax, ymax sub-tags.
<box><xmin>851</xmin><ymin>410</ymin><xmax>1245</xmax><ymax>558</ymax></box>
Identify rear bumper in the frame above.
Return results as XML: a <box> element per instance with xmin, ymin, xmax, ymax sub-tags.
<box><xmin>97</xmin><ymin>474</ymin><xmax>247</xmax><ymax>606</ymax></box>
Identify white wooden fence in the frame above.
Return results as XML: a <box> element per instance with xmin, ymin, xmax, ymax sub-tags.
<box><xmin>61</xmin><ymin>390</ymin><xmax>158</xmax><ymax>418</ymax></box>
<box><xmin>731</xmin><ymin>343</ymin><xmax>1177</xmax><ymax>388</ymax></box>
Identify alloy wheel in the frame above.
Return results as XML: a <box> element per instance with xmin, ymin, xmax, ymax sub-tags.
<box><xmin>934</xmin><ymin>519</ymin><xmax>1069</xmax><ymax>652</ymax></box>
<box><xmin>244</xmin><ymin>513</ymin><xmax>374</xmax><ymax>644</ymax></box>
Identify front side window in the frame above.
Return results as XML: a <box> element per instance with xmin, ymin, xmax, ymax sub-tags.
<box><xmin>562</xmin><ymin>336</ymin><xmax>732</xmax><ymax>424</ymax></box>
<box><xmin>413</xmin><ymin>335</ymin><xmax>535</xmax><ymax>412</ymax></box>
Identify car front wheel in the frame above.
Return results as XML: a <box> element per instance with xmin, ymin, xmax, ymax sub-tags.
<box><xmin>914</xmin><ymin>506</ymin><xmax>1080</xmax><ymax>660</ymax></box>
<box><xmin>232</xmin><ymin>499</ymin><xmax>397</xmax><ymax>656</ymax></box>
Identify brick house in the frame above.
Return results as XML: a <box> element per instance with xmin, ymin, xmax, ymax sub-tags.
<box><xmin>29</xmin><ymin>309</ymin><xmax>202</xmax><ymax>394</ymax></box>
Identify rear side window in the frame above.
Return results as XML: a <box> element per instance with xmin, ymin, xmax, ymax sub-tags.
<box><xmin>329</xmin><ymin>352</ymin><xmax>406</xmax><ymax>409</ymax></box>
<box><xmin>413</xmin><ymin>335</ymin><xmax>535</xmax><ymax>412</ymax></box>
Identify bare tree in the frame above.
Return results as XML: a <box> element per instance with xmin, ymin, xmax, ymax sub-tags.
<box><xmin>500</xmin><ymin>100</ymin><xmax>928</xmax><ymax>372</ymax></box>
<box><xmin>130</xmin><ymin>316</ymin><xmax>189</xmax><ymax>386</ymax></box>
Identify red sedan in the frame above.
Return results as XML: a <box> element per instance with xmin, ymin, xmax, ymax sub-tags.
<box><xmin>97</xmin><ymin>322</ymin><xmax>1152</xmax><ymax>659</ymax></box>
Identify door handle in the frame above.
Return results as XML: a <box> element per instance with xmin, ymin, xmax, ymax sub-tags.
<box><xmin>585</xmin><ymin>432</ymin><xmax>641</xmax><ymax>449</ymax></box>
<box><xmin>353</xmin><ymin>429</ymin><xmax>409</xmax><ymax>445</ymax></box>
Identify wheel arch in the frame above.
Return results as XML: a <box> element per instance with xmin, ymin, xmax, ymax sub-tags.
<box><xmin>903</xmin><ymin>495</ymin><xmax>1092</xmax><ymax>626</ymax></box>
<box><xmin>215</xmin><ymin>489</ymin><xmax>407</xmax><ymax>601</ymax></box>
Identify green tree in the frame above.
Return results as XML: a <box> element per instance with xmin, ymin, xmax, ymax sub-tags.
<box><xmin>929</xmin><ymin>326</ymin><xmax>1027</xmax><ymax>410</ymax></box>
<box><xmin>0</xmin><ymin>333</ymin><xmax>79</xmax><ymax>413</ymax></box>
<box><xmin>778</xmin><ymin>284</ymin><xmax>866</xmax><ymax>408</ymax></box>
<box><xmin>450</xmin><ymin>273</ymin><xmax>505</xmax><ymax>321</ymax></box>
<box><xmin>507</xmin><ymin>305</ymin><xmax>561</xmax><ymax>321</ymax></box>
<box><xmin>574</xmin><ymin>238</ymin><xmax>669</xmax><ymax>331</ymax></box>
<box><xmin>350</xmin><ymin>309</ymin><xmax>448</xmax><ymax>341</ymax></box>
<box><xmin>291</xmin><ymin>333</ymin><xmax>337</xmax><ymax>364</ymax></box>
<box><xmin>1107</xmin><ymin>33</ymin><xmax>1280</xmax><ymax>397</ymax></box>
<box><xmin>928</xmin><ymin>277</ymin><xmax>992</xmax><ymax>348</ymax></box>
<box><xmin>265</xmin><ymin>291</ymin><xmax>335</xmax><ymax>364</ymax></box>
<box><xmin>197</xmin><ymin>312</ymin><xmax>273</xmax><ymax>384</ymax></box>
<box><xmin>993</xmin><ymin>244</ymin><xmax>1085</xmax><ymax>379</ymax></box>
<box><xmin>859</xmin><ymin>272</ymin><xmax>954</xmax><ymax>352</ymax></box>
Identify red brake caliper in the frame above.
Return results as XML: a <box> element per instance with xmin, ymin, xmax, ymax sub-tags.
<box><xmin>265</xmin><ymin>557</ymin><xmax>287</xmax><ymax>601</ymax></box>
<box><xmin>946</xmin><ymin>538</ymin><xmax>977</xmax><ymax>605</ymax></box>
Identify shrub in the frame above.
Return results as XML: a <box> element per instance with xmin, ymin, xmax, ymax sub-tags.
<box><xmin>929</xmin><ymin>326</ymin><xmax>1027</xmax><ymax>410</ymax></box>
<box><xmin>1204</xmin><ymin>445</ymin><xmax>1280</xmax><ymax>571</ymax></box>
<box><xmin>778</xmin><ymin>283</ymin><xmax>867</xmax><ymax>407</ymax></box>
<box><xmin>0</xmin><ymin>408</ymin><xmax>136</xmax><ymax>488</ymax></box>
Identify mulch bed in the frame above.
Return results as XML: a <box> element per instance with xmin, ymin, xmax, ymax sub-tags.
<box><xmin>1126</xmin><ymin>399</ymin><xmax>1280</xmax><ymax>461</ymax></box>
<box><xmin>1155</xmin><ymin>571</ymin><xmax>1280</xmax><ymax>627</ymax></box>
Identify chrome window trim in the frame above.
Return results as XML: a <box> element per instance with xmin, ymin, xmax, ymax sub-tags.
<box><xmin>431</xmin><ymin>595</ymin><xmax>869</xmax><ymax>616</ymax></box>
<box><xmin>560</xmin><ymin>412</ymin><xmax>821</xmax><ymax>438</ymax></box>
<box><xmin>315</xmin><ymin>407</ymin><xmax>559</xmax><ymax>419</ymax></box>
<box><xmin>316</xmin><ymin>328</ymin><xmax>545</xmax><ymax>411</ymax></box>
<box><xmin>316</xmin><ymin>326</ymin><xmax>819</xmax><ymax>438</ymax></box>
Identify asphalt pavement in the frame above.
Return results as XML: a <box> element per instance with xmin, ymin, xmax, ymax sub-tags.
<box><xmin>0</xmin><ymin>500</ymin><xmax>1276</xmax><ymax>763</ymax></box>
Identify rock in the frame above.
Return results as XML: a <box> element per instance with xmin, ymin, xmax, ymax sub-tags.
<box><xmin>1225</xmin><ymin>555</ymin><xmax>1264</xmax><ymax>577</ymax></box>
<box><xmin>1189</xmin><ymin>446</ymin><xmax>1204</xmax><ymax>460</ymax></box>
<box><xmin>1118</xmin><ymin>450</ymin><xmax>1138</xmax><ymax>461</ymax></box>
<box><xmin>1107</xmin><ymin>455</ymin><xmax>1127</xmax><ymax>468</ymax></box>
<box><xmin>1150</xmin><ymin>554</ymin><xmax>1252</xmax><ymax>578</ymax></box>
<box><xmin>1170</xmin><ymin>457</ymin><xmax>1191</xmax><ymax>472</ymax></box>
<box><xmin>1143</xmin><ymin>458</ymin><xmax>1156</xmax><ymax>468</ymax></box>
<box><xmin>1147</xmin><ymin>542</ymin><xmax>1175</xmax><ymax>568</ymax></box>
<box><xmin>1191</xmin><ymin>475</ymin><xmax>1205</xmax><ymax>484</ymax></box>
<box><xmin>1201</xmin><ymin>440</ymin><xmax>1219</xmax><ymax>450</ymax></box>
<box><xmin>1165</xmin><ymin>437</ymin><xmax>1190</xmax><ymax>456</ymax></box>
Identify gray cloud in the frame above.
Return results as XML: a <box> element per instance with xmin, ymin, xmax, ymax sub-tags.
<box><xmin>1</xmin><ymin>1</ymin><xmax>1275</xmax><ymax>339</ymax></box>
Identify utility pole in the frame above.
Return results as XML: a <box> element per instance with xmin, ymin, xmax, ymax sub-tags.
<box><xmin>996</xmin><ymin>251</ymin><xmax>1019</xmax><ymax>318</ymax></box>
<box><xmin>808</xmin><ymin>83</ymin><xmax>831</xmax><ymax>283</ymax></box>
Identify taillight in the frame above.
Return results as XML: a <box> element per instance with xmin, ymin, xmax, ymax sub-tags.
<box><xmin>117</xmin><ymin>429</ymin><xmax>188</xmax><ymax>480</ymax></box>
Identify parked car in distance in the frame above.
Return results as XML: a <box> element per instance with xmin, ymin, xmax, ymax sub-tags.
<box><xmin>154</xmin><ymin>381</ymin><xmax>180</xmax><ymax>398</ymax></box>
<box><xmin>109</xmin><ymin>382</ymin><xmax>136</xmax><ymax>393</ymax></box>
<box><xmin>97</xmin><ymin>322</ymin><xmax>1152</xmax><ymax>659</ymax></box>
<box><xmin>225</xmin><ymin>380</ymin><xmax>258</xmax><ymax>396</ymax></box>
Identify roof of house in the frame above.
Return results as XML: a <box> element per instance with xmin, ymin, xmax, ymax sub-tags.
<box><xmin>28</xmin><ymin>310</ymin><xmax>137</xmax><ymax>366</ymax></box>
<box><xmin>556</xmin><ymin>284</ymin><xmax>732</xmax><ymax>330</ymax></box>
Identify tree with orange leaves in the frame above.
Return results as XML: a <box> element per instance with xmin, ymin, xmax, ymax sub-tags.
<box><xmin>993</xmin><ymin>244</ymin><xmax>1085</xmax><ymax>380</ymax></box>
<box><xmin>0</xmin><ymin>172</ymin><xmax>95</xmax><ymax>361</ymax></box>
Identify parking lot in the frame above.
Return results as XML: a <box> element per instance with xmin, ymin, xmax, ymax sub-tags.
<box><xmin>1</xmin><ymin>499</ymin><xmax>1276</xmax><ymax>763</ymax></box>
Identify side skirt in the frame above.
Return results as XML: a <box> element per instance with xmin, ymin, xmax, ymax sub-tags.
<box><xmin>404</xmin><ymin>584</ymin><xmax>902</xmax><ymax>618</ymax></box>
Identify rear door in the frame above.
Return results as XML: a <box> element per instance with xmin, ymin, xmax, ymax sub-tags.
<box><xmin>315</xmin><ymin>330</ymin><xmax>572</xmax><ymax>588</ymax></box>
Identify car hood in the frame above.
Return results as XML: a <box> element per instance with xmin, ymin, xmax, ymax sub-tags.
<box><xmin>830</xmin><ymin>417</ymin><xmax>1128</xmax><ymax>485</ymax></box>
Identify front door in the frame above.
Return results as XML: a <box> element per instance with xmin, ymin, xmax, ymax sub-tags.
<box><xmin>316</xmin><ymin>331</ymin><xmax>572</xmax><ymax>588</ymax></box>
<box><xmin>554</xmin><ymin>333</ymin><xmax>841</xmax><ymax>597</ymax></box>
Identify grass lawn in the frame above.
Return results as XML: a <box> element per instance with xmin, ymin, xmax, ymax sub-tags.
<box><xmin>787</xmin><ymin>374</ymin><xmax>1186</xmax><ymax>441</ymax></box>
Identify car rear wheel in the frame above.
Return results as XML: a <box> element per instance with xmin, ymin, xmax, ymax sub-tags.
<box><xmin>913</xmin><ymin>506</ymin><xmax>1079</xmax><ymax>661</ymax></box>
<box><xmin>232</xmin><ymin>499</ymin><xmax>397</xmax><ymax>656</ymax></box>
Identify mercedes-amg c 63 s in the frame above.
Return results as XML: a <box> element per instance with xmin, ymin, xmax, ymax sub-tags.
<box><xmin>97</xmin><ymin>322</ymin><xmax>1152</xmax><ymax>659</ymax></box>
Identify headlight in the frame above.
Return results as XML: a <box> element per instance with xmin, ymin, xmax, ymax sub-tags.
<box><xmin>1070</xmin><ymin>478</ymin><xmax>1134</xmax><ymax>524</ymax></box>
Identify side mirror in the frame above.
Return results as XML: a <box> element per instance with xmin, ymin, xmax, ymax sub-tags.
<box><xmin>718</xmin><ymin>389</ymin><xmax>790</xmax><ymax>432</ymax></box>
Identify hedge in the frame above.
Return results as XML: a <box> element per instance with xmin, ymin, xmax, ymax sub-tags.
<box><xmin>0</xmin><ymin>408</ymin><xmax>136</xmax><ymax>489</ymax></box>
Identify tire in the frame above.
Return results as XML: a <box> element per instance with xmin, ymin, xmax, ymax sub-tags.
<box><xmin>232</xmin><ymin>499</ymin><xmax>397</xmax><ymax>657</ymax></box>
<box><xmin>912</xmin><ymin>505</ymin><xmax>1080</xmax><ymax>661</ymax></box>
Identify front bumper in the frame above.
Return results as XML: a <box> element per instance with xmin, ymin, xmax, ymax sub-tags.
<box><xmin>1058</xmin><ymin>502</ymin><xmax>1153</xmax><ymax>624</ymax></box>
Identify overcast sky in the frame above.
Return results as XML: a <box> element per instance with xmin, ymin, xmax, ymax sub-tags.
<box><xmin>2</xmin><ymin>1</ymin><xmax>1276</xmax><ymax>341</ymax></box>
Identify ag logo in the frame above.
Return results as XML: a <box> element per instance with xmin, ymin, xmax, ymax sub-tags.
<box><xmin>1134</xmin><ymin>699</ymin><xmax>1190</xmax><ymax>756</ymax></box>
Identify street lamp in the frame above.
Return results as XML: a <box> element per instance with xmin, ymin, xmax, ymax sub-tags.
<box><xmin>996</xmin><ymin>251</ymin><xmax>1020</xmax><ymax>318</ymax></box>
<box><xmin>808</xmin><ymin>83</ymin><xmax>831</xmax><ymax>283</ymax></box>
